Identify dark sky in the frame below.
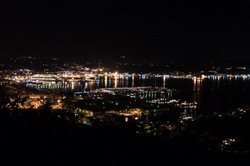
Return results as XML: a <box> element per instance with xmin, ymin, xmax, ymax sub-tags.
<box><xmin>1</xmin><ymin>1</ymin><xmax>250</xmax><ymax>63</ymax></box>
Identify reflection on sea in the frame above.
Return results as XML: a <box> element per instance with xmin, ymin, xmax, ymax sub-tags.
<box><xmin>30</xmin><ymin>76</ymin><xmax>169</xmax><ymax>91</ymax></box>
<box><xmin>26</xmin><ymin>76</ymin><xmax>250</xmax><ymax>114</ymax></box>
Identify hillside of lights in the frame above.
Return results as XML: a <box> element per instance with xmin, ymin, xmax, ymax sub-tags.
<box><xmin>1</xmin><ymin>65</ymin><xmax>250</xmax><ymax>156</ymax></box>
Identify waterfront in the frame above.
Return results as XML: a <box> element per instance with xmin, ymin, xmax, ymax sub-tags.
<box><xmin>2</xmin><ymin>74</ymin><xmax>250</xmax><ymax>165</ymax></box>
<box><xmin>22</xmin><ymin>76</ymin><xmax>250</xmax><ymax>113</ymax></box>
<box><xmin>2</xmin><ymin>1</ymin><xmax>250</xmax><ymax>164</ymax></box>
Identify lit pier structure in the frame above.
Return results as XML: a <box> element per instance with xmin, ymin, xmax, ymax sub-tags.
<box><xmin>29</xmin><ymin>72</ymin><xmax>99</xmax><ymax>83</ymax></box>
<box><xmin>29</xmin><ymin>74</ymin><xmax>63</xmax><ymax>83</ymax></box>
<box><xmin>25</xmin><ymin>73</ymin><xmax>87</xmax><ymax>90</ymax></box>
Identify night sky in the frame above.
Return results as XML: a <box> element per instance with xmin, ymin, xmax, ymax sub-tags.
<box><xmin>1</xmin><ymin>1</ymin><xmax>250</xmax><ymax>64</ymax></box>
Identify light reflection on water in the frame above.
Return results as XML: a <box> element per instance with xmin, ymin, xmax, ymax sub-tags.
<box><xmin>34</xmin><ymin>76</ymin><xmax>169</xmax><ymax>91</ymax></box>
<box><xmin>32</xmin><ymin>77</ymin><xmax>250</xmax><ymax>92</ymax></box>
<box><xmin>30</xmin><ymin>77</ymin><xmax>250</xmax><ymax>113</ymax></box>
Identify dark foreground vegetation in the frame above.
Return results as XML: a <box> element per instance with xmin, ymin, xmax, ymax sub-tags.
<box><xmin>0</xmin><ymin>109</ymin><xmax>250</xmax><ymax>166</ymax></box>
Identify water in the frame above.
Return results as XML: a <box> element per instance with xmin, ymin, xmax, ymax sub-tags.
<box><xmin>199</xmin><ymin>78</ymin><xmax>250</xmax><ymax>113</ymax></box>
<box><xmin>30</xmin><ymin>77</ymin><xmax>250</xmax><ymax>113</ymax></box>
<box><xmin>33</xmin><ymin>77</ymin><xmax>188</xmax><ymax>90</ymax></box>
